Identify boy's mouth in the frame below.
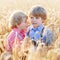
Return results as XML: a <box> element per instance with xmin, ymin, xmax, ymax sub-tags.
<box><xmin>32</xmin><ymin>23</ymin><xmax>37</xmax><ymax>25</ymax></box>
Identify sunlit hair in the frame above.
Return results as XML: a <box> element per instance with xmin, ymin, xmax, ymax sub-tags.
<box><xmin>9</xmin><ymin>10</ymin><xmax>27</xmax><ymax>29</ymax></box>
<box><xmin>29</xmin><ymin>5</ymin><xmax>47</xmax><ymax>20</ymax></box>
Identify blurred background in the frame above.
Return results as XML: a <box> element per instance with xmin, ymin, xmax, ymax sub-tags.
<box><xmin>0</xmin><ymin>0</ymin><xmax>60</xmax><ymax>35</ymax></box>
<box><xmin>0</xmin><ymin>0</ymin><xmax>60</xmax><ymax>60</ymax></box>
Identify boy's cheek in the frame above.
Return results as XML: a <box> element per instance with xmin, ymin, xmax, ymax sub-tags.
<box><xmin>32</xmin><ymin>24</ymin><xmax>38</xmax><ymax>28</ymax></box>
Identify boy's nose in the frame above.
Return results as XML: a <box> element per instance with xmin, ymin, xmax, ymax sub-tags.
<box><xmin>33</xmin><ymin>17</ymin><xmax>37</xmax><ymax>21</ymax></box>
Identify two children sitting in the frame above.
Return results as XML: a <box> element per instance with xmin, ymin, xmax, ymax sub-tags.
<box><xmin>6</xmin><ymin>6</ymin><xmax>54</xmax><ymax>52</ymax></box>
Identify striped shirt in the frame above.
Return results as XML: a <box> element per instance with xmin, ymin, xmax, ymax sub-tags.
<box><xmin>6</xmin><ymin>28</ymin><xmax>25</xmax><ymax>51</ymax></box>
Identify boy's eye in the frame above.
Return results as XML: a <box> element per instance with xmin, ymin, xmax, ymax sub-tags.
<box><xmin>30</xmin><ymin>17</ymin><xmax>34</xmax><ymax>19</ymax></box>
<box><xmin>36</xmin><ymin>17</ymin><xmax>39</xmax><ymax>19</ymax></box>
<box><xmin>36</xmin><ymin>17</ymin><xmax>42</xmax><ymax>20</ymax></box>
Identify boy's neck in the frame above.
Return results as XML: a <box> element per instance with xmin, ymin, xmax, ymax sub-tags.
<box><xmin>33</xmin><ymin>24</ymin><xmax>43</xmax><ymax>28</ymax></box>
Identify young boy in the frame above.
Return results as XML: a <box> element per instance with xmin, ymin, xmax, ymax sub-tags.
<box><xmin>26</xmin><ymin>6</ymin><xmax>54</xmax><ymax>46</ymax></box>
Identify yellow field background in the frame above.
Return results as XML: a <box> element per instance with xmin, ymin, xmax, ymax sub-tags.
<box><xmin>0</xmin><ymin>0</ymin><xmax>60</xmax><ymax>60</ymax></box>
<box><xmin>0</xmin><ymin>0</ymin><xmax>60</xmax><ymax>35</ymax></box>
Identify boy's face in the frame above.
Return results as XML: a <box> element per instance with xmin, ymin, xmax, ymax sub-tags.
<box><xmin>30</xmin><ymin>15</ymin><xmax>43</xmax><ymax>28</ymax></box>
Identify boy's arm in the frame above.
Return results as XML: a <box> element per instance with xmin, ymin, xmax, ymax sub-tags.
<box><xmin>45</xmin><ymin>29</ymin><xmax>54</xmax><ymax>46</ymax></box>
<box><xmin>42</xmin><ymin>27</ymin><xmax>54</xmax><ymax>46</ymax></box>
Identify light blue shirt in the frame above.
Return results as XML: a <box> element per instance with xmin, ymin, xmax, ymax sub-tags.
<box><xmin>26</xmin><ymin>24</ymin><xmax>54</xmax><ymax>46</ymax></box>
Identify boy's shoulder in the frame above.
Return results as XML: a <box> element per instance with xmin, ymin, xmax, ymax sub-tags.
<box><xmin>26</xmin><ymin>25</ymin><xmax>33</xmax><ymax>33</ymax></box>
<box><xmin>43</xmin><ymin>26</ymin><xmax>52</xmax><ymax>33</ymax></box>
<box><xmin>28</xmin><ymin>25</ymin><xmax>33</xmax><ymax>30</ymax></box>
<box><xmin>27</xmin><ymin>25</ymin><xmax>51</xmax><ymax>33</ymax></box>
<box><xmin>43</xmin><ymin>26</ymin><xmax>54</xmax><ymax>39</ymax></box>
<box><xmin>42</xmin><ymin>26</ymin><xmax>54</xmax><ymax>39</ymax></box>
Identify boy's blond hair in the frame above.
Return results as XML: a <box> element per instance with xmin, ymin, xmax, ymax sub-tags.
<box><xmin>9</xmin><ymin>11</ymin><xmax>27</xmax><ymax>29</ymax></box>
<box><xmin>29</xmin><ymin>6</ymin><xmax>47</xmax><ymax>20</ymax></box>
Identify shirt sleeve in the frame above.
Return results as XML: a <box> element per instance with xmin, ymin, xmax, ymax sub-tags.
<box><xmin>42</xmin><ymin>28</ymin><xmax>54</xmax><ymax>46</ymax></box>
<box><xmin>45</xmin><ymin>29</ymin><xmax>54</xmax><ymax>46</ymax></box>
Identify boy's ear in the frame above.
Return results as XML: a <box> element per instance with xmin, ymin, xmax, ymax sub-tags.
<box><xmin>42</xmin><ymin>19</ymin><xmax>46</xmax><ymax>23</ymax></box>
<box><xmin>42</xmin><ymin>19</ymin><xmax>44</xmax><ymax>23</ymax></box>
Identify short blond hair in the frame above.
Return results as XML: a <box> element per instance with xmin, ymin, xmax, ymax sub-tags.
<box><xmin>9</xmin><ymin>11</ymin><xmax>27</xmax><ymax>29</ymax></box>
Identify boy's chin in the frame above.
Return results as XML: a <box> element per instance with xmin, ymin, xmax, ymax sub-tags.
<box><xmin>33</xmin><ymin>25</ymin><xmax>39</xmax><ymax>28</ymax></box>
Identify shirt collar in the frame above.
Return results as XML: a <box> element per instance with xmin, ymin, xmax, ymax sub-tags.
<box><xmin>30</xmin><ymin>24</ymin><xmax>44</xmax><ymax>32</ymax></box>
<box><xmin>13</xmin><ymin>28</ymin><xmax>25</xmax><ymax>34</ymax></box>
<box><xmin>37</xmin><ymin>24</ymin><xmax>44</xmax><ymax>31</ymax></box>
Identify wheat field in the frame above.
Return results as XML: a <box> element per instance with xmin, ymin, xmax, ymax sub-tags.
<box><xmin>0</xmin><ymin>0</ymin><xmax>60</xmax><ymax>60</ymax></box>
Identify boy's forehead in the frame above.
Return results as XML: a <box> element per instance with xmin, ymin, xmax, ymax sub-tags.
<box><xmin>29</xmin><ymin>14</ymin><xmax>40</xmax><ymax>18</ymax></box>
<box><xmin>30</xmin><ymin>15</ymin><xmax>41</xmax><ymax>18</ymax></box>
